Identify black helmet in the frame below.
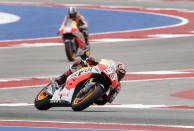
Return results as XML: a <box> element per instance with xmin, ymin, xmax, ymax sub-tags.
<box><xmin>116</xmin><ymin>62</ymin><xmax>126</xmax><ymax>81</ymax></box>
<box><xmin>68</xmin><ymin>6</ymin><xmax>78</xmax><ymax>19</ymax></box>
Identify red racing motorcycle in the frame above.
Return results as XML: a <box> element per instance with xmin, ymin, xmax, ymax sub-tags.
<box><xmin>58</xmin><ymin>19</ymin><xmax>90</xmax><ymax>61</ymax></box>
<box><xmin>34</xmin><ymin>59</ymin><xmax>119</xmax><ymax>111</ymax></box>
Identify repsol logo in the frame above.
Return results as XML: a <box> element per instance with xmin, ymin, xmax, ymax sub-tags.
<box><xmin>69</xmin><ymin>67</ymin><xmax>92</xmax><ymax>79</ymax></box>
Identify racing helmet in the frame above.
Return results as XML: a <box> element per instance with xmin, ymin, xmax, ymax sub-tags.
<box><xmin>116</xmin><ymin>62</ymin><xmax>126</xmax><ymax>81</ymax></box>
<box><xmin>68</xmin><ymin>6</ymin><xmax>78</xmax><ymax>19</ymax></box>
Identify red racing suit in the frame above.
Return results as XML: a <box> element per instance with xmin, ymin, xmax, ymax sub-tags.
<box><xmin>59</xmin><ymin>13</ymin><xmax>89</xmax><ymax>44</ymax></box>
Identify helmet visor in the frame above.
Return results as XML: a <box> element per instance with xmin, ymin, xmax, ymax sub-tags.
<box><xmin>69</xmin><ymin>13</ymin><xmax>76</xmax><ymax>19</ymax></box>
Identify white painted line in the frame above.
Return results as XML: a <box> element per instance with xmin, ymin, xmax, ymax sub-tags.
<box><xmin>0</xmin><ymin>103</ymin><xmax>167</xmax><ymax>108</ymax></box>
<box><xmin>0</xmin><ymin>69</ymin><xmax>192</xmax><ymax>82</ymax></box>
<box><xmin>127</xmin><ymin>71</ymin><xmax>191</xmax><ymax>75</ymax></box>
<box><xmin>0</xmin><ymin>75</ymin><xmax>56</xmax><ymax>81</ymax></box>
<box><xmin>91</xmin><ymin>104</ymin><xmax>168</xmax><ymax>108</ymax></box>
<box><xmin>91</xmin><ymin>38</ymin><xmax>139</xmax><ymax>43</ymax></box>
<box><xmin>122</xmin><ymin>77</ymin><xmax>194</xmax><ymax>83</ymax></box>
<box><xmin>0</xmin><ymin>69</ymin><xmax>194</xmax><ymax>90</ymax></box>
<box><xmin>0</xmin><ymin>103</ymin><xmax>176</xmax><ymax>109</ymax></box>
<box><xmin>149</xmin><ymin>34</ymin><xmax>194</xmax><ymax>38</ymax></box>
<box><xmin>94</xmin><ymin>5</ymin><xmax>189</xmax><ymax>31</ymax></box>
<box><xmin>18</xmin><ymin>43</ymin><xmax>62</xmax><ymax>48</ymax></box>
<box><xmin>0</xmin><ymin>103</ymin><xmax>33</xmax><ymax>106</ymax></box>
<box><xmin>0</xmin><ymin>36</ymin><xmax>60</xmax><ymax>42</ymax></box>
<box><xmin>1</xmin><ymin>119</ymin><xmax>194</xmax><ymax>129</ymax></box>
<box><xmin>0</xmin><ymin>12</ymin><xmax>20</xmax><ymax>24</ymax></box>
<box><xmin>0</xmin><ymin>85</ymin><xmax>44</xmax><ymax>90</ymax></box>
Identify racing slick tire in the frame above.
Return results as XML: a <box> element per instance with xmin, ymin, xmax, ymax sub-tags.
<box><xmin>34</xmin><ymin>88</ymin><xmax>52</xmax><ymax>110</ymax></box>
<box><xmin>65</xmin><ymin>41</ymin><xmax>76</xmax><ymax>61</ymax></box>
<box><xmin>72</xmin><ymin>84</ymin><xmax>104</xmax><ymax>111</ymax></box>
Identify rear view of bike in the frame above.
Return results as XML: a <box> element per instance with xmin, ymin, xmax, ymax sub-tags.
<box><xmin>59</xmin><ymin>20</ymin><xmax>90</xmax><ymax>61</ymax></box>
<box><xmin>63</xmin><ymin>34</ymin><xmax>77</xmax><ymax>61</ymax></box>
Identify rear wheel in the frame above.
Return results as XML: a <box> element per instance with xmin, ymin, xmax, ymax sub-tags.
<box><xmin>65</xmin><ymin>41</ymin><xmax>76</xmax><ymax>61</ymax></box>
<box><xmin>34</xmin><ymin>88</ymin><xmax>52</xmax><ymax>110</ymax></box>
<box><xmin>71</xmin><ymin>84</ymin><xmax>103</xmax><ymax>111</ymax></box>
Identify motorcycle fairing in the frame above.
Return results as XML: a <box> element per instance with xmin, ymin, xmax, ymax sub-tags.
<box><xmin>97</xmin><ymin>59</ymin><xmax>118</xmax><ymax>88</ymax></box>
<box><xmin>74</xmin><ymin>32</ymin><xmax>85</xmax><ymax>49</ymax></box>
<box><xmin>59</xmin><ymin>19</ymin><xmax>85</xmax><ymax>49</ymax></box>
<box><xmin>66</xmin><ymin>67</ymin><xmax>93</xmax><ymax>90</ymax></box>
<box><xmin>51</xmin><ymin>67</ymin><xmax>95</xmax><ymax>103</ymax></box>
<box><xmin>50</xmin><ymin>62</ymin><xmax>118</xmax><ymax>104</ymax></box>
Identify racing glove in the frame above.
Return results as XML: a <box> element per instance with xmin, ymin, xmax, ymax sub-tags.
<box><xmin>86</xmin><ymin>57</ymin><xmax>98</xmax><ymax>65</ymax></box>
<box><xmin>70</xmin><ymin>60</ymin><xmax>88</xmax><ymax>73</ymax></box>
<box><xmin>50</xmin><ymin>78</ymin><xmax>60</xmax><ymax>91</ymax></box>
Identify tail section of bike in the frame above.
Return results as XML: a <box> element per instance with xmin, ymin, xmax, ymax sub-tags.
<box><xmin>60</xmin><ymin>20</ymin><xmax>90</xmax><ymax>61</ymax></box>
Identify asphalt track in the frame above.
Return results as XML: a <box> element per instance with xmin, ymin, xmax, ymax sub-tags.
<box><xmin>1</xmin><ymin>0</ymin><xmax>194</xmax><ymax>130</ymax></box>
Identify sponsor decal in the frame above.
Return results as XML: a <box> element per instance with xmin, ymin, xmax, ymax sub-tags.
<box><xmin>68</xmin><ymin>67</ymin><xmax>93</xmax><ymax>79</ymax></box>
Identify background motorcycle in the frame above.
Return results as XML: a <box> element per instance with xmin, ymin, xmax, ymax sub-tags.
<box><xmin>59</xmin><ymin>19</ymin><xmax>90</xmax><ymax>61</ymax></box>
<box><xmin>34</xmin><ymin>59</ymin><xmax>119</xmax><ymax>111</ymax></box>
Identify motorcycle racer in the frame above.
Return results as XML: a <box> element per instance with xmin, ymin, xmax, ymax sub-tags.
<box><xmin>51</xmin><ymin>57</ymin><xmax>126</xmax><ymax>104</ymax></box>
<box><xmin>59</xmin><ymin>6</ymin><xmax>89</xmax><ymax>48</ymax></box>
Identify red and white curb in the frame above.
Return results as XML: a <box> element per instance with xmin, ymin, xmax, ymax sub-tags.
<box><xmin>0</xmin><ymin>120</ymin><xmax>194</xmax><ymax>130</ymax></box>
<box><xmin>123</xmin><ymin>69</ymin><xmax>194</xmax><ymax>82</ymax></box>
<box><xmin>0</xmin><ymin>69</ymin><xmax>194</xmax><ymax>89</ymax></box>
<box><xmin>92</xmin><ymin>104</ymin><xmax>194</xmax><ymax>110</ymax></box>
<box><xmin>0</xmin><ymin>103</ymin><xmax>194</xmax><ymax>110</ymax></box>
<box><xmin>0</xmin><ymin>69</ymin><xmax>194</xmax><ymax>110</ymax></box>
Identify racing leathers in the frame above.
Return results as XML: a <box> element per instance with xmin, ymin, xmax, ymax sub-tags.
<box><xmin>59</xmin><ymin>13</ymin><xmax>89</xmax><ymax>45</ymax></box>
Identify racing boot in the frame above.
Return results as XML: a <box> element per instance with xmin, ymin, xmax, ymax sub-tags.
<box><xmin>83</xmin><ymin>31</ymin><xmax>90</xmax><ymax>51</ymax></box>
<box><xmin>85</xmin><ymin>36</ymin><xmax>90</xmax><ymax>50</ymax></box>
<box><xmin>56</xmin><ymin>69</ymin><xmax>71</xmax><ymax>86</ymax></box>
<box><xmin>76</xmin><ymin>47</ymin><xmax>84</xmax><ymax>56</ymax></box>
<box><xmin>46</xmin><ymin>78</ymin><xmax>60</xmax><ymax>95</ymax></box>
<box><xmin>84</xmin><ymin>43</ymin><xmax>90</xmax><ymax>51</ymax></box>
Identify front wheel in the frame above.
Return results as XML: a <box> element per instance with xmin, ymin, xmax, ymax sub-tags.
<box><xmin>34</xmin><ymin>87</ymin><xmax>52</xmax><ymax>110</ymax></box>
<box><xmin>65</xmin><ymin>41</ymin><xmax>76</xmax><ymax>61</ymax></box>
<box><xmin>71</xmin><ymin>84</ymin><xmax>103</xmax><ymax>111</ymax></box>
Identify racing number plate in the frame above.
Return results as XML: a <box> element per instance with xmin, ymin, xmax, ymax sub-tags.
<box><xmin>103</xmin><ymin>68</ymin><xmax>117</xmax><ymax>81</ymax></box>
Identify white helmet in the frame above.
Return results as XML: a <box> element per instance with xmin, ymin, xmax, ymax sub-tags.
<box><xmin>68</xmin><ymin>6</ymin><xmax>78</xmax><ymax>19</ymax></box>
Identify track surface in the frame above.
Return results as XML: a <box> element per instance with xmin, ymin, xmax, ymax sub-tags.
<box><xmin>1</xmin><ymin>0</ymin><xmax>194</xmax><ymax>129</ymax></box>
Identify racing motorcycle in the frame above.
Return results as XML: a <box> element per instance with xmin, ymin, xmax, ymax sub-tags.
<box><xmin>59</xmin><ymin>19</ymin><xmax>90</xmax><ymax>61</ymax></box>
<box><xmin>34</xmin><ymin>59</ymin><xmax>119</xmax><ymax>111</ymax></box>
